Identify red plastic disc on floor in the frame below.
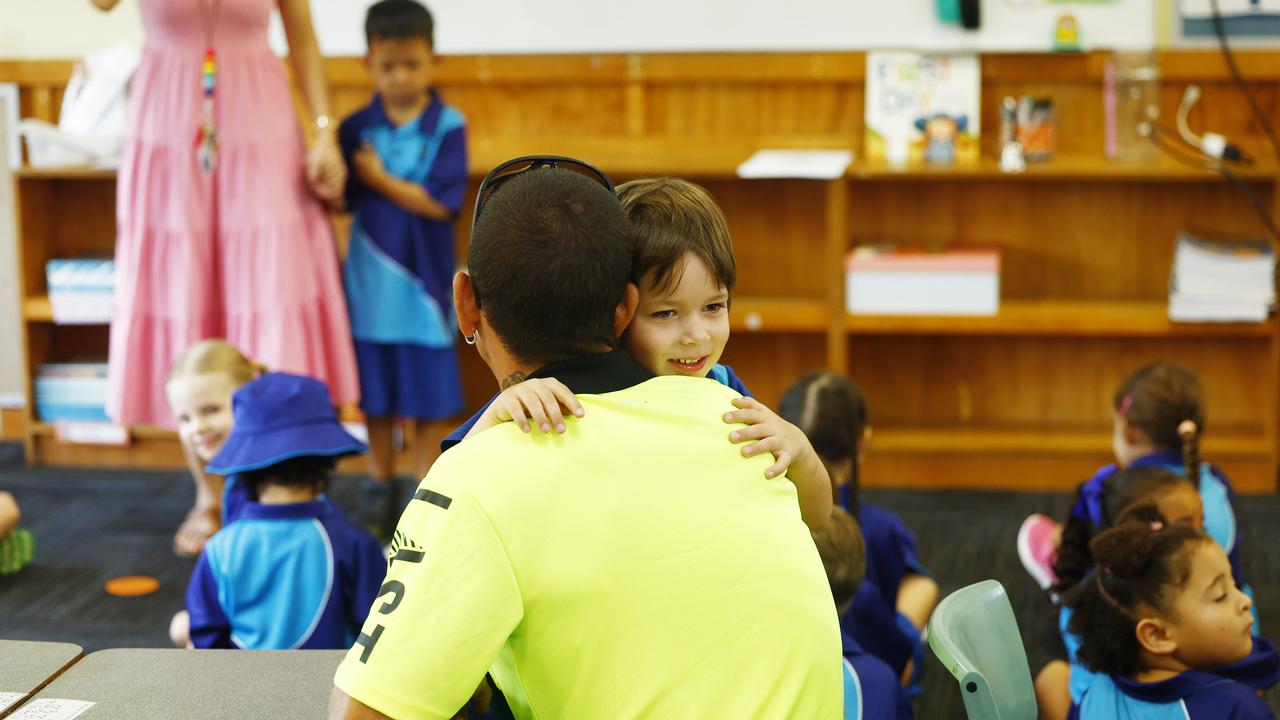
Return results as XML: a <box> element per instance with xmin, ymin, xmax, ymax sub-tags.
<box><xmin>105</xmin><ymin>575</ymin><xmax>160</xmax><ymax>597</ymax></box>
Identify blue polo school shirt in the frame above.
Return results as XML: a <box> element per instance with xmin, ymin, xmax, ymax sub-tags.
<box><xmin>1068</xmin><ymin>669</ymin><xmax>1274</xmax><ymax>720</ymax></box>
<box><xmin>187</xmin><ymin>499</ymin><xmax>386</xmax><ymax>650</ymax></box>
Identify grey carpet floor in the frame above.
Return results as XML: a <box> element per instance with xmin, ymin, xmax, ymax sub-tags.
<box><xmin>1</xmin><ymin>459</ymin><xmax>1277</xmax><ymax>717</ymax></box>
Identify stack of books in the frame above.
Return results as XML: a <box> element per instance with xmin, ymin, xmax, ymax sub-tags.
<box><xmin>1168</xmin><ymin>233</ymin><xmax>1276</xmax><ymax>323</ymax></box>
<box><xmin>35</xmin><ymin>363</ymin><xmax>110</xmax><ymax>423</ymax></box>
<box><xmin>46</xmin><ymin>258</ymin><xmax>114</xmax><ymax>324</ymax></box>
<box><xmin>846</xmin><ymin>245</ymin><xmax>1001</xmax><ymax>316</ymax></box>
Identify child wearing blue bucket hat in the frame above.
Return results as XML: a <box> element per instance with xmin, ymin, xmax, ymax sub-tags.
<box><xmin>180</xmin><ymin>372</ymin><xmax>386</xmax><ymax>650</ymax></box>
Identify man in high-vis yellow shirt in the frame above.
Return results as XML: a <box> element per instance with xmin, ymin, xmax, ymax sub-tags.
<box><xmin>329</xmin><ymin>157</ymin><xmax>842</xmax><ymax>719</ymax></box>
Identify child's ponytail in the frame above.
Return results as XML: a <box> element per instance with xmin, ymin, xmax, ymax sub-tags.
<box><xmin>1178</xmin><ymin>419</ymin><xmax>1201</xmax><ymax>482</ymax></box>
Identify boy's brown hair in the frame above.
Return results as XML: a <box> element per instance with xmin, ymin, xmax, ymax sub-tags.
<box><xmin>616</xmin><ymin>178</ymin><xmax>736</xmax><ymax>299</ymax></box>
<box><xmin>810</xmin><ymin>507</ymin><xmax>867</xmax><ymax>614</ymax></box>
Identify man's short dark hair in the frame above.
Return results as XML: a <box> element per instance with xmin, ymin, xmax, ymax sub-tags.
<box><xmin>469</xmin><ymin>168</ymin><xmax>631</xmax><ymax>367</ymax></box>
<box><xmin>365</xmin><ymin>0</ymin><xmax>435</xmax><ymax>48</ymax></box>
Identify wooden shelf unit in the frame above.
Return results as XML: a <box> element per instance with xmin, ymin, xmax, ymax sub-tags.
<box><xmin>6</xmin><ymin>50</ymin><xmax>1280</xmax><ymax>491</ymax></box>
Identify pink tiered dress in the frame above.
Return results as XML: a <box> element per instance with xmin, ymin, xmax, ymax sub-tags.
<box><xmin>108</xmin><ymin>0</ymin><xmax>359</xmax><ymax>426</ymax></box>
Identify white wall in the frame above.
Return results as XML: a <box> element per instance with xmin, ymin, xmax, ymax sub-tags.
<box><xmin>1</xmin><ymin>0</ymin><xmax>145</xmax><ymax>59</ymax></box>
<box><xmin>3</xmin><ymin>0</ymin><xmax>1157</xmax><ymax>60</ymax></box>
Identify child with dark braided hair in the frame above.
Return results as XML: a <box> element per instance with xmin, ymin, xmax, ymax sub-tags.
<box><xmin>1064</xmin><ymin>502</ymin><xmax>1273</xmax><ymax>719</ymax></box>
<box><xmin>1035</xmin><ymin>466</ymin><xmax>1278</xmax><ymax>718</ymax></box>
<box><xmin>1022</xmin><ymin>363</ymin><xmax>1250</xmax><ymax>601</ymax></box>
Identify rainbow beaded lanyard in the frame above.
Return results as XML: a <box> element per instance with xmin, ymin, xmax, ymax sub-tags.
<box><xmin>195</xmin><ymin>0</ymin><xmax>221</xmax><ymax>173</ymax></box>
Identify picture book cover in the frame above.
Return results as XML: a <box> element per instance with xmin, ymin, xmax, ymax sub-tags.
<box><xmin>865</xmin><ymin>52</ymin><xmax>981</xmax><ymax>165</ymax></box>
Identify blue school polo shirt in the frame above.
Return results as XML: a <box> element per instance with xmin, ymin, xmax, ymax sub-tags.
<box><xmin>339</xmin><ymin>91</ymin><xmax>468</xmax><ymax>349</ymax></box>
<box><xmin>842</xmin><ymin>631</ymin><xmax>911</xmax><ymax>720</ymax></box>
<box><xmin>186</xmin><ymin>499</ymin><xmax>386</xmax><ymax>650</ymax></box>
<box><xmin>842</xmin><ymin>580</ymin><xmax>915</xmax><ymax>678</ymax></box>
<box><xmin>440</xmin><ymin>362</ymin><xmax>752</xmax><ymax>452</ymax></box>
<box><xmin>1069</xmin><ymin>450</ymin><xmax>1245</xmax><ymax>587</ymax></box>
<box><xmin>1068</xmin><ymin>670</ymin><xmax>1274</xmax><ymax>720</ymax></box>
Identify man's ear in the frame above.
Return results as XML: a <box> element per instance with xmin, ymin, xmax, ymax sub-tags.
<box><xmin>454</xmin><ymin>271</ymin><xmax>481</xmax><ymax>338</ymax></box>
<box><xmin>614</xmin><ymin>282</ymin><xmax>639</xmax><ymax>337</ymax></box>
<box><xmin>1135</xmin><ymin>617</ymin><xmax>1178</xmax><ymax>657</ymax></box>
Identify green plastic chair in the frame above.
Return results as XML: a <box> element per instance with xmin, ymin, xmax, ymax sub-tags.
<box><xmin>927</xmin><ymin>579</ymin><xmax>1038</xmax><ymax>720</ymax></box>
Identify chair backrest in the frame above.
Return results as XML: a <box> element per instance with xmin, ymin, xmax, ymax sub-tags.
<box><xmin>927</xmin><ymin>579</ymin><xmax>1038</xmax><ymax>720</ymax></box>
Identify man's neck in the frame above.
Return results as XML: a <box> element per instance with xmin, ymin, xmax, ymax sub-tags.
<box><xmin>490</xmin><ymin>346</ymin><xmax>618</xmax><ymax>390</ymax></box>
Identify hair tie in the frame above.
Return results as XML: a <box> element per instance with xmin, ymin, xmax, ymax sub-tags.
<box><xmin>1177</xmin><ymin>420</ymin><xmax>1197</xmax><ymax>439</ymax></box>
<box><xmin>1102</xmin><ymin>566</ymin><xmax>1113</xmax><ymax>575</ymax></box>
<box><xmin>1119</xmin><ymin>394</ymin><xmax>1134</xmax><ymax>418</ymax></box>
<box><xmin>1149</xmin><ymin>521</ymin><xmax>1163</xmax><ymax>531</ymax></box>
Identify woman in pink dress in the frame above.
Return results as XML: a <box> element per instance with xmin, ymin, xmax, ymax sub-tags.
<box><xmin>92</xmin><ymin>0</ymin><xmax>360</xmax><ymax>556</ymax></box>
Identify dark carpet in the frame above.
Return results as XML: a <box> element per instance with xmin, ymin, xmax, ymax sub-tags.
<box><xmin>2</xmin><ymin>455</ymin><xmax>1277</xmax><ymax>717</ymax></box>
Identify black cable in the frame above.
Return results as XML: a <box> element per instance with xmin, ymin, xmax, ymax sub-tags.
<box><xmin>1209</xmin><ymin>0</ymin><xmax>1280</xmax><ymax>162</ymax></box>
<box><xmin>1147</xmin><ymin>122</ymin><xmax>1280</xmax><ymax>245</ymax></box>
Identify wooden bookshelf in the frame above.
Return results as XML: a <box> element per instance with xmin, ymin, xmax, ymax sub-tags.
<box><xmin>6</xmin><ymin>50</ymin><xmax>1280</xmax><ymax>491</ymax></box>
<box><xmin>846</xmin><ymin>300</ymin><xmax>1276</xmax><ymax>338</ymax></box>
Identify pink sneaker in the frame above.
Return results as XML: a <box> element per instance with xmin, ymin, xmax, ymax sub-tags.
<box><xmin>1017</xmin><ymin>514</ymin><xmax>1060</xmax><ymax>592</ymax></box>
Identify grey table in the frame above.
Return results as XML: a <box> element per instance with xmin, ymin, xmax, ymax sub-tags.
<box><xmin>15</xmin><ymin>649</ymin><xmax>345</xmax><ymax>719</ymax></box>
<box><xmin>0</xmin><ymin>640</ymin><xmax>83</xmax><ymax>718</ymax></box>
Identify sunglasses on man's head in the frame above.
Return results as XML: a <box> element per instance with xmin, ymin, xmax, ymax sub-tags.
<box><xmin>470</xmin><ymin>155</ymin><xmax>615</xmax><ymax>233</ymax></box>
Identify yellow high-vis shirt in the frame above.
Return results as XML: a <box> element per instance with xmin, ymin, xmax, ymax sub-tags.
<box><xmin>335</xmin><ymin>359</ymin><xmax>842</xmax><ymax>719</ymax></box>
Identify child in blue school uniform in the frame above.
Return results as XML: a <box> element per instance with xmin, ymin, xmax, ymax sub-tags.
<box><xmin>184</xmin><ymin>373</ymin><xmax>385</xmax><ymax>650</ymax></box>
<box><xmin>1017</xmin><ymin>362</ymin><xmax>1259</xmax><ymax>711</ymax></box>
<box><xmin>778</xmin><ymin>371</ymin><xmax>938</xmax><ymax>693</ymax></box>
<box><xmin>1065</xmin><ymin>502</ymin><xmax>1273</xmax><ymax>720</ymax></box>
<box><xmin>1033</xmin><ymin>465</ymin><xmax>1278</xmax><ymax>720</ymax></box>
<box><xmin>1021</xmin><ymin>362</ymin><xmax>1251</xmax><ymax>602</ymax></box>
<box><xmin>811</xmin><ymin>506</ymin><xmax>911</xmax><ymax>720</ymax></box>
<box><xmin>442</xmin><ymin>175</ymin><xmax>833</xmax><ymax>533</ymax></box>
<box><xmin>340</xmin><ymin>0</ymin><xmax>468</xmax><ymax>538</ymax></box>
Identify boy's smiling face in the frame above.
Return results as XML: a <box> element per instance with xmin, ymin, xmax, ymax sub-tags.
<box><xmin>623</xmin><ymin>252</ymin><xmax>730</xmax><ymax>378</ymax></box>
<box><xmin>366</xmin><ymin>36</ymin><xmax>434</xmax><ymax>111</ymax></box>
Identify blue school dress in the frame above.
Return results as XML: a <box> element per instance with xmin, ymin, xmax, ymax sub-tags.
<box><xmin>1068</xmin><ymin>670</ymin><xmax>1275</xmax><ymax>720</ymax></box>
<box><xmin>835</xmin><ymin>493</ymin><xmax>931</xmax><ymax>695</ymax></box>
<box><xmin>186</xmin><ymin>499</ymin><xmax>386</xmax><ymax>649</ymax></box>
<box><xmin>842</xmin><ymin>631</ymin><xmax>912</xmax><ymax>720</ymax></box>
<box><xmin>339</xmin><ymin>91</ymin><xmax>468</xmax><ymax>420</ymax></box>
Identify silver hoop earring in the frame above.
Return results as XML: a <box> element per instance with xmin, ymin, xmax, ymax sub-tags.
<box><xmin>464</xmin><ymin>331</ymin><xmax>478</xmax><ymax>346</ymax></box>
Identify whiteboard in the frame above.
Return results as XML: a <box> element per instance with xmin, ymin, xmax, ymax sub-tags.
<box><xmin>269</xmin><ymin>0</ymin><xmax>1157</xmax><ymax>57</ymax></box>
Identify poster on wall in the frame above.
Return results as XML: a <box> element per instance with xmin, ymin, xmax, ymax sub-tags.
<box><xmin>864</xmin><ymin>52</ymin><xmax>981</xmax><ymax>166</ymax></box>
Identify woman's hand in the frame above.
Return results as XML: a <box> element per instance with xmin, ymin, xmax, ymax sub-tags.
<box><xmin>306</xmin><ymin>130</ymin><xmax>347</xmax><ymax>203</ymax></box>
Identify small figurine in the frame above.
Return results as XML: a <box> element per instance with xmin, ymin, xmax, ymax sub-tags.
<box><xmin>914</xmin><ymin>113</ymin><xmax>969</xmax><ymax>165</ymax></box>
<box><xmin>1054</xmin><ymin>13</ymin><xmax>1082</xmax><ymax>52</ymax></box>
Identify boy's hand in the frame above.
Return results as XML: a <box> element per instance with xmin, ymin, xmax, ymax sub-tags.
<box><xmin>469</xmin><ymin>378</ymin><xmax>585</xmax><ymax>438</ymax></box>
<box><xmin>724</xmin><ymin>396</ymin><xmax>834</xmax><ymax>533</ymax></box>
<box><xmin>353</xmin><ymin>141</ymin><xmax>387</xmax><ymax>187</ymax></box>
<box><xmin>723</xmin><ymin>397</ymin><xmax>807</xmax><ymax>479</ymax></box>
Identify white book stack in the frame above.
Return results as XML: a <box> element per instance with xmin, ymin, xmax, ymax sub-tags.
<box><xmin>846</xmin><ymin>245</ymin><xmax>1000</xmax><ymax>316</ymax></box>
<box><xmin>1168</xmin><ymin>233</ymin><xmax>1275</xmax><ymax>323</ymax></box>
<box><xmin>47</xmin><ymin>258</ymin><xmax>115</xmax><ymax>324</ymax></box>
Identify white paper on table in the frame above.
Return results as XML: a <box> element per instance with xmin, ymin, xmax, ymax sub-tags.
<box><xmin>0</xmin><ymin>692</ymin><xmax>25</xmax><ymax>713</ymax></box>
<box><xmin>736</xmin><ymin>149</ymin><xmax>854</xmax><ymax>180</ymax></box>
<box><xmin>7</xmin><ymin>699</ymin><xmax>96</xmax><ymax>720</ymax></box>
<box><xmin>1180</xmin><ymin>0</ymin><xmax>1280</xmax><ymax>18</ymax></box>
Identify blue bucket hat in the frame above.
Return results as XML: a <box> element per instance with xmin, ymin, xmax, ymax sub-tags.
<box><xmin>205</xmin><ymin>372</ymin><xmax>367</xmax><ymax>475</ymax></box>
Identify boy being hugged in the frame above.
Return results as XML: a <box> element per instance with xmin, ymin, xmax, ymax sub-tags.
<box><xmin>340</xmin><ymin>0</ymin><xmax>467</xmax><ymax>538</ymax></box>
